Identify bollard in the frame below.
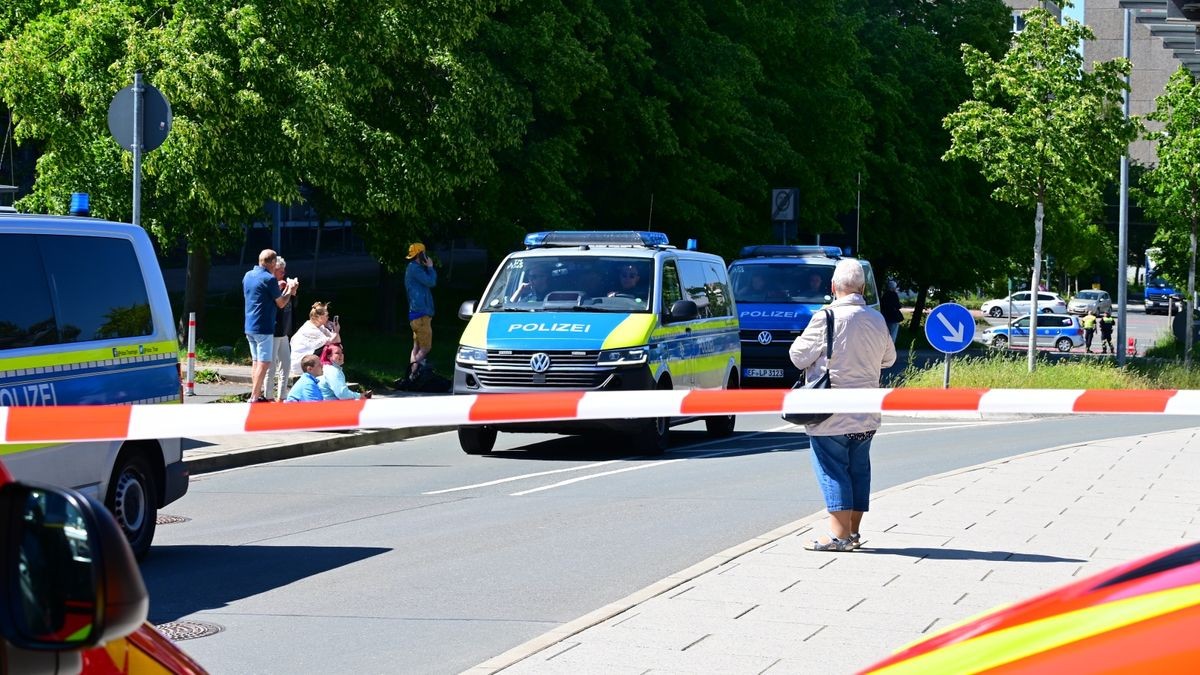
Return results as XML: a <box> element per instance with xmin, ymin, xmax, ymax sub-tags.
<box><xmin>185</xmin><ymin>312</ymin><xmax>196</xmax><ymax>396</ymax></box>
<box><xmin>1127</xmin><ymin>337</ymin><xmax>1136</xmax><ymax>357</ymax></box>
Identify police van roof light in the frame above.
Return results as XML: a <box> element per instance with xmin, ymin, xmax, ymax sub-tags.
<box><xmin>524</xmin><ymin>231</ymin><xmax>671</xmax><ymax>249</ymax></box>
<box><xmin>738</xmin><ymin>244</ymin><xmax>842</xmax><ymax>259</ymax></box>
<box><xmin>69</xmin><ymin>192</ymin><xmax>90</xmax><ymax>217</ymax></box>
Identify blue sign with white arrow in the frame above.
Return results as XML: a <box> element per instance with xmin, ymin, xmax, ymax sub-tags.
<box><xmin>924</xmin><ymin>303</ymin><xmax>974</xmax><ymax>354</ymax></box>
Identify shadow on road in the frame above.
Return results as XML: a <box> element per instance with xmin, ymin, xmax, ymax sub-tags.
<box><xmin>482</xmin><ymin>429</ymin><xmax>809</xmax><ymax>461</ymax></box>
<box><xmin>862</xmin><ymin>547</ymin><xmax>1085</xmax><ymax>563</ymax></box>
<box><xmin>140</xmin><ymin>544</ymin><xmax>389</xmax><ymax>623</ymax></box>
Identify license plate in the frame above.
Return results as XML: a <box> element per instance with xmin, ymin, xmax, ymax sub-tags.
<box><xmin>744</xmin><ymin>368</ymin><xmax>784</xmax><ymax>378</ymax></box>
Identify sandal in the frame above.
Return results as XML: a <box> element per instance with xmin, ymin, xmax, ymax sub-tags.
<box><xmin>847</xmin><ymin>533</ymin><xmax>866</xmax><ymax>550</ymax></box>
<box><xmin>805</xmin><ymin>534</ymin><xmax>850</xmax><ymax>552</ymax></box>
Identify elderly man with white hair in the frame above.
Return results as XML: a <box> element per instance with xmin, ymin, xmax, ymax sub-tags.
<box><xmin>789</xmin><ymin>258</ymin><xmax>896</xmax><ymax>552</ymax></box>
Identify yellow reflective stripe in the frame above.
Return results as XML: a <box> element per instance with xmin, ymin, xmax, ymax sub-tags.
<box><xmin>459</xmin><ymin>315</ymin><xmax>489</xmax><ymax>349</ymax></box>
<box><xmin>0</xmin><ymin>443</ymin><xmax>57</xmax><ymax>456</ymax></box>
<box><xmin>875</xmin><ymin>583</ymin><xmax>1200</xmax><ymax>675</ymax></box>
<box><xmin>601</xmin><ymin>315</ymin><xmax>655</xmax><ymax>349</ymax></box>
<box><xmin>0</xmin><ymin>339</ymin><xmax>178</xmax><ymax>371</ymax></box>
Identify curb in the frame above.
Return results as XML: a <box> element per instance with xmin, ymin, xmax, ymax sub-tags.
<box><xmin>184</xmin><ymin>425</ymin><xmax>456</xmax><ymax>474</ymax></box>
<box><xmin>463</xmin><ymin>431</ymin><xmax>1149</xmax><ymax>675</ymax></box>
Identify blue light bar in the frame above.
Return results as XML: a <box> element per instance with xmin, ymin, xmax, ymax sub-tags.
<box><xmin>69</xmin><ymin>192</ymin><xmax>90</xmax><ymax>217</ymax></box>
<box><xmin>524</xmin><ymin>231</ymin><xmax>671</xmax><ymax>249</ymax></box>
<box><xmin>738</xmin><ymin>245</ymin><xmax>842</xmax><ymax>258</ymax></box>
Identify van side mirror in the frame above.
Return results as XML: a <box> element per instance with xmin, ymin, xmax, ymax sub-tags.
<box><xmin>458</xmin><ymin>300</ymin><xmax>477</xmax><ymax>320</ymax></box>
<box><xmin>667</xmin><ymin>299</ymin><xmax>699</xmax><ymax>322</ymax></box>
<box><xmin>0</xmin><ymin>482</ymin><xmax>148</xmax><ymax>651</ymax></box>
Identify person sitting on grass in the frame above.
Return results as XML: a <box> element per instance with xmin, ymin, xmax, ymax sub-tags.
<box><xmin>318</xmin><ymin>344</ymin><xmax>372</xmax><ymax>400</ymax></box>
<box><xmin>285</xmin><ymin>354</ymin><xmax>324</xmax><ymax>402</ymax></box>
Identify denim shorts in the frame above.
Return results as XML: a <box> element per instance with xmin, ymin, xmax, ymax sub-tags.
<box><xmin>246</xmin><ymin>333</ymin><xmax>273</xmax><ymax>362</ymax></box>
<box><xmin>808</xmin><ymin>433</ymin><xmax>875</xmax><ymax>512</ymax></box>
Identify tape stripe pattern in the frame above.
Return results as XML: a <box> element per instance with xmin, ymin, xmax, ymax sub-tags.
<box><xmin>0</xmin><ymin>388</ymin><xmax>1192</xmax><ymax>444</ymax></box>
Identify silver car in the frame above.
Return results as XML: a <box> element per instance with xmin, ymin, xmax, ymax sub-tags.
<box><xmin>1068</xmin><ymin>290</ymin><xmax>1112</xmax><ymax>315</ymax></box>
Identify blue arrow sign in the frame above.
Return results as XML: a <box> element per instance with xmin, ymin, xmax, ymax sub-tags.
<box><xmin>924</xmin><ymin>303</ymin><xmax>975</xmax><ymax>354</ymax></box>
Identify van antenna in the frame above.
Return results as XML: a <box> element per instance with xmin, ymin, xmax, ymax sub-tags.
<box><xmin>647</xmin><ymin>193</ymin><xmax>654</xmax><ymax>230</ymax></box>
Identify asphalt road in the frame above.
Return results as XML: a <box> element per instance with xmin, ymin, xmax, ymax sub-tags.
<box><xmin>139</xmin><ymin>413</ymin><xmax>1200</xmax><ymax>673</ymax></box>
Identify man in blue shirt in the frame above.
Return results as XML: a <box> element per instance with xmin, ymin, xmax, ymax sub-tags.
<box><xmin>285</xmin><ymin>354</ymin><xmax>324</xmax><ymax>402</ymax></box>
<box><xmin>404</xmin><ymin>242</ymin><xmax>437</xmax><ymax>381</ymax></box>
<box><xmin>244</xmin><ymin>249</ymin><xmax>298</xmax><ymax>402</ymax></box>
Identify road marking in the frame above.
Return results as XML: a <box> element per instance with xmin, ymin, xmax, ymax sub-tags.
<box><xmin>422</xmin><ymin>460</ymin><xmax>624</xmax><ymax>495</ymax></box>
<box><xmin>424</xmin><ymin>418</ymin><xmax>1033</xmax><ymax>496</ymax></box>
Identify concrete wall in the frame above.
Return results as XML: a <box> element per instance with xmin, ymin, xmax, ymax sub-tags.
<box><xmin>1085</xmin><ymin>0</ymin><xmax>1177</xmax><ymax>166</ymax></box>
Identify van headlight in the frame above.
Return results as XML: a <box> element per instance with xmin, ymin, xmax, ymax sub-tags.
<box><xmin>597</xmin><ymin>348</ymin><xmax>647</xmax><ymax>366</ymax></box>
<box><xmin>456</xmin><ymin>346</ymin><xmax>488</xmax><ymax>365</ymax></box>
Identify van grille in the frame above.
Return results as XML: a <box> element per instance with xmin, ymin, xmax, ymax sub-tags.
<box><xmin>477</xmin><ymin>350</ymin><xmax>607</xmax><ymax>389</ymax></box>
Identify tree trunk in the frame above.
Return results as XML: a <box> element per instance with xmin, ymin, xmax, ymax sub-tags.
<box><xmin>179</xmin><ymin>247</ymin><xmax>211</xmax><ymax>345</ymax></box>
<box><xmin>378</xmin><ymin>264</ymin><xmax>397</xmax><ymax>333</ymax></box>
<box><xmin>910</xmin><ymin>286</ymin><xmax>928</xmax><ymax>334</ymax></box>
<box><xmin>1187</xmin><ymin>210</ymin><xmax>1196</xmax><ymax>369</ymax></box>
<box><xmin>1028</xmin><ymin>200</ymin><xmax>1045</xmax><ymax>373</ymax></box>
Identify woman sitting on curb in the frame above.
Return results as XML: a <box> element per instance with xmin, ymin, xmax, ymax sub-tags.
<box><xmin>318</xmin><ymin>344</ymin><xmax>372</xmax><ymax>400</ymax></box>
<box><xmin>290</xmin><ymin>301</ymin><xmax>340</xmax><ymax>377</ymax></box>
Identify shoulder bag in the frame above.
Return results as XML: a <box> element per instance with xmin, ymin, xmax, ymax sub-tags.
<box><xmin>782</xmin><ymin>309</ymin><xmax>834</xmax><ymax>427</ymax></box>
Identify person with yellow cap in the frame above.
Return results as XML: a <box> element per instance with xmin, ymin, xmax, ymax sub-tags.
<box><xmin>403</xmin><ymin>242</ymin><xmax>437</xmax><ymax>382</ymax></box>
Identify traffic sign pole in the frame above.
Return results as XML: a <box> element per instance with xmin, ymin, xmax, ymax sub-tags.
<box><xmin>132</xmin><ymin>71</ymin><xmax>144</xmax><ymax>227</ymax></box>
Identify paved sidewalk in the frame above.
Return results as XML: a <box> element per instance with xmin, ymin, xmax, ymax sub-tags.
<box><xmin>472</xmin><ymin>427</ymin><xmax>1200</xmax><ymax>674</ymax></box>
<box><xmin>180</xmin><ymin>362</ymin><xmax>454</xmax><ymax>474</ymax></box>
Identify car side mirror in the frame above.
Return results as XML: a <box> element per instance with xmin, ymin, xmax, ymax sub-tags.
<box><xmin>667</xmin><ymin>299</ymin><xmax>699</xmax><ymax>322</ymax></box>
<box><xmin>0</xmin><ymin>482</ymin><xmax>148</xmax><ymax>651</ymax></box>
<box><xmin>458</xmin><ymin>300</ymin><xmax>476</xmax><ymax>320</ymax></box>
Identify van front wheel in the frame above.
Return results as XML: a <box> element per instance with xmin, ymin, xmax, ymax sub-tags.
<box><xmin>106</xmin><ymin>453</ymin><xmax>158</xmax><ymax>560</ymax></box>
<box><xmin>705</xmin><ymin>373</ymin><xmax>737</xmax><ymax>438</ymax></box>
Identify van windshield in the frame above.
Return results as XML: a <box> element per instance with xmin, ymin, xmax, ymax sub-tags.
<box><xmin>729</xmin><ymin>263</ymin><xmax>832</xmax><ymax>304</ymax></box>
<box><xmin>480</xmin><ymin>255</ymin><xmax>654</xmax><ymax>313</ymax></box>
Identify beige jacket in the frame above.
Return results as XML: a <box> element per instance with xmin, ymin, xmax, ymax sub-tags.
<box><xmin>788</xmin><ymin>294</ymin><xmax>896</xmax><ymax>435</ymax></box>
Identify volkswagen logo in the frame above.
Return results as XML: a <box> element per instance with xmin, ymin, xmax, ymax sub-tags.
<box><xmin>529</xmin><ymin>352</ymin><xmax>551</xmax><ymax>373</ymax></box>
<box><xmin>757</xmin><ymin>331</ymin><xmax>773</xmax><ymax>345</ymax></box>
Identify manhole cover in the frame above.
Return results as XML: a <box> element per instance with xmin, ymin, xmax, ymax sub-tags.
<box><xmin>155</xmin><ymin>621</ymin><xmax>223</xmax><ymax>641</ymax></box>
<box><xmin>156</xmin><ymin>513</ymin><xmax>191</xmax><ymax>525</ymax></box>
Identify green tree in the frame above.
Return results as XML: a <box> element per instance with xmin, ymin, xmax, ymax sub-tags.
<box><xmin>943</xmin><ymin>4</ymin><xmax>1136</xmax><ymax>371</ymax></box>
<box><xmin>1137</xmin><ymin>66</ymin><xmax>1200</xmax><ymax>366</ymax></box>
<box><xmin>0</xmin><ymin>0</ymin><xmax>312</xmax><ymax>340</ymax></box>
<box><xmin>851</xmin><ymin>0</ymin><xmax>1024</xmax><ymax>327</ymax></box>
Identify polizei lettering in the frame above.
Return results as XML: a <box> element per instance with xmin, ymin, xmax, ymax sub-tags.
<box><xmin>741</xmin><ymin>310</ymin><xmax>800</xmax><ymax>319</ymax></box>
<box><xmin>506</xmin><ymin>322</ymin><xmax>591</xmax><ymax>333</ymax></box>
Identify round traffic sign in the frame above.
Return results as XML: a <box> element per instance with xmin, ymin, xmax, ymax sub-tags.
<box><xmin>924</xmin><ymin>303</ymin><xmax>975</xmax><ymax>354</ymax></box>
<box><xmin>107</xmin><ymin>81</ymin><xmax>172</xmax><ymax>152</ymax></box>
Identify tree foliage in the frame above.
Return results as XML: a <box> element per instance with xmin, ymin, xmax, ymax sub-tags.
<box><xmin>1137</xmin><ymin>66</ymin><xmax>1200</xmax><ymax>365</ymax></box>
<box><xmin>944</xmin><ymin>4</ymin><xmax>1137</xmax><ymax>370</ymax></box>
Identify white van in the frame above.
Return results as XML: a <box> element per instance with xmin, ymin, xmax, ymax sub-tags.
<box><xmin>454</xmin><ymin>231</ymin><xmax>741</xmax><ymax>454</ymax></box>
<box><xmin>0</xmin><ymin>214</ymin><xmax>186</xmax><ymax>559</ymax></box>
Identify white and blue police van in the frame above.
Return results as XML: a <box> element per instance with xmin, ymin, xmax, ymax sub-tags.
<box><xmin>729</xmin><ymin>245</ymin><xmax>880</xmax><ymax>387</ymax></box>
<box><xmin>454</xmin><ymin>231</ymin><xmax>741</xmax><ymax>454</ymax></box>
<box><xmin>0</xmin><ymin>212</ymin><xmax>186</xmax><ymax>559</ymax></box>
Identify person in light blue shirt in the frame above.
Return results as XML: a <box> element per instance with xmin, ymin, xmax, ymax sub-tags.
<box><xmin>285</xmin><ymin>354</ymin><xmax>324</xmax><ymax>402</ymax></box>
<box><xmin>318</xmin><ymin>345</ymin><xmax>371</xmax><ymax>400</ymax></box>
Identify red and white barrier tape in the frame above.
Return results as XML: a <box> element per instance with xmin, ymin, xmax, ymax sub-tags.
<box><xmin>0</xmin><ymin>388</ymin><xmax>1196</xmax><ymax>445</ymax></box>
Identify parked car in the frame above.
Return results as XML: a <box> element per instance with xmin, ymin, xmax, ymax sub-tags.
<box><xmin>1068</xmin><ymin>289</ymin><xmax>1113</xmax><ymax>315</ymax></box>
<box><xmin>861</xmin><ymin>540</ymin><xmax>1200</xmax><ymax>673</ymax></box>
<box><xmin>980</xmin><ymin>291</ymin><xmax>1068</xmax><ymax>318</ymax></box>
<box><xmin>977</xmin><ymin>313</ymin><xmax>1083</xmax><ymax>352</ymax></box>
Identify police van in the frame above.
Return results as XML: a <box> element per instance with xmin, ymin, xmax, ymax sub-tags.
<box><xmin>729</xmin><ymin>245</ymin><xmax>880</xmax><ymax>387</ymax></box>
<box><xmin>0</xmin><ymin>213</ymin><xmax>186</xmax><ymax>559</ymax></box>
<box><xmin>454</xmin><ymin>231</ymin><xmax>741</xmax><ymax>454</ymax></box>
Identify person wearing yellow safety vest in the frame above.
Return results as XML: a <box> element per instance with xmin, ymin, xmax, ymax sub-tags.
<box><xmin>1081</xmin><ymin>310</ymin><xmax>1097</xmax><ymax>353</ymax></box>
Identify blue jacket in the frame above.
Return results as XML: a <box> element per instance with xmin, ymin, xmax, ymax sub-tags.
<box><xmin>285</xmin><ymin>372</ymin><xmax>323</xmax><ymax>402</ymax></box>
<box><xmin>405</xmin><ymin>260</ymin><xmax>437</xmax><ymax>318</ymax></box>
<box><xmin>318</xmin><ymin>363</ymin><xmax>360</xmax><ymax>400</ymax></box>
<box><xmin>243</xmin><ymin>265</ymin><xmax>282</xmax><ymax>335</ymax></box>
